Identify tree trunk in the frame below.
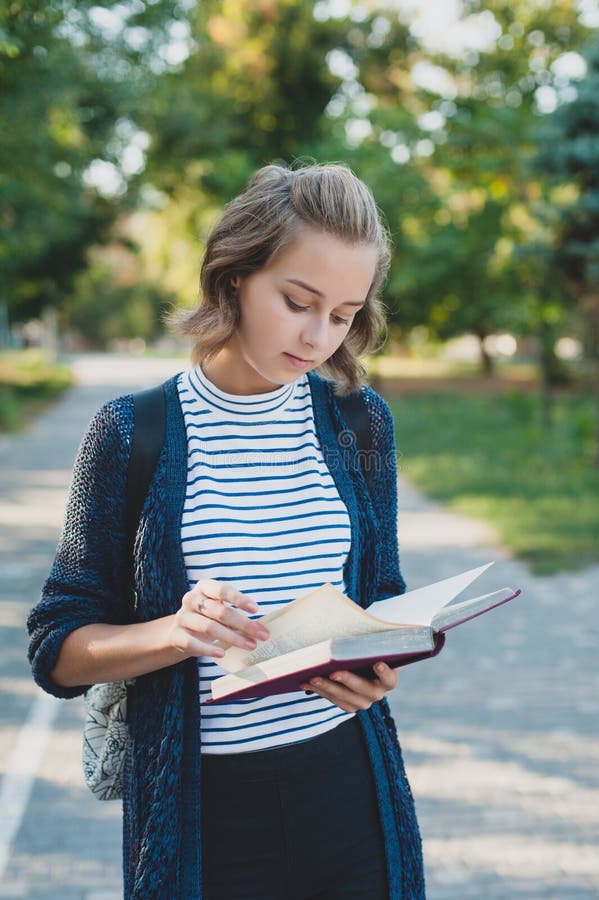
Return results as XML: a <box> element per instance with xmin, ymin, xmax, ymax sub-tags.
<box><xmin>477</xmin><ymin>334</ymin><xmax>494</xmax><ymax>378</ymax></box>
<box><xmin>588</xmin><ymin>306</ymin><xmax>599</xmax><ymax>469</ymax></box>
<box><xmin>577</xmin><ymin>292</ymin><xmax>599</xmax><ymax>467</ymax></box>
<box><xmin>538</xmin><ymin>320</ymin><xmax>556</xmax><ymax>432</ymax></box>
<box><xmin>594</xmin><ymin>363</ymin><xmax>599</xmax><ymax>469</ymax></box>
<box><xmin>0</xmin><ymin>301</ymin><xmax>10</xmax><ymax>350</ymax></box>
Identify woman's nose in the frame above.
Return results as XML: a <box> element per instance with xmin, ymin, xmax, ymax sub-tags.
<box><xmin>301</xmin><ymin>316</ymin><xmax>329</xmax><ymax>350</ymax></box>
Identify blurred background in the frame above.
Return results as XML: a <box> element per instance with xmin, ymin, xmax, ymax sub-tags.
<box><xmin>1</xmin><ymin>4</ymin><xmax>599</xmax><ymax>897</ymax></box>
<box><xmin>1</xmin><ymin>0</ymin><xmax>598</xmax><ymax>573</ymax></box>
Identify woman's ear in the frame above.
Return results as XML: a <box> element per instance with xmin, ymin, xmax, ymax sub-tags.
<box><xmin>231</xmin><ymin>275</ymin><xmax>241</xmax><ymax>290</ymax></box>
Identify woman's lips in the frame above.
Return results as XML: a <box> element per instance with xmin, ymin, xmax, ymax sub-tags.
<box><xmin>283</xmin><ymin>352</ymin><xmax>314</xmax><ymax>368</ymax></box>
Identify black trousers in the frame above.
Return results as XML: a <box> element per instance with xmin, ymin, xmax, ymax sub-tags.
<box><xmin>200</xmin><ymin>715</ymin><xmax>389</xmax><ymax>900</ymax></box>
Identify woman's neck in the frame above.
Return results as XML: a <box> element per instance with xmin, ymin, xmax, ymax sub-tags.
<box><xmin>200</xmin><ymin>348</ymin><xmax>283</xmax><ymax>396</ymax></box>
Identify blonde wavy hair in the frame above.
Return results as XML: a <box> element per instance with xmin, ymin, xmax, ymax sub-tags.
<box><xmin>174</xmin><ymin>161</ymin><xmax>391</xmax><ymax>394</ymax></box>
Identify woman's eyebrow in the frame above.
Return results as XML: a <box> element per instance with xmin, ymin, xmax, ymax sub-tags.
<box><xmin>284</xmin><ymin>278</ymin><xmax>365</xmax><ymax>307</ymax></box>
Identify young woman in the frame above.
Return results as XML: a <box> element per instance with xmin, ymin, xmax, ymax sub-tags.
<box><xmin>28</xmin><ymin>163</ymin><xmax>425</xmax><ymax>899</ymax></box>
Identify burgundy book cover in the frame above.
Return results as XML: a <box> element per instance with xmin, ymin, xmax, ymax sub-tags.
<box><xmin>205</xmin><ymin>632</ymin><xmax>447</xmax><ymax>704</ymax></box>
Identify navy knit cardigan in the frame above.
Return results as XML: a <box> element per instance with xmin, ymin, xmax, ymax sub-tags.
<box><xmin>27</xmin><ymin>371</ymin><xmax>425</xmax><ymax>899</ymax></box>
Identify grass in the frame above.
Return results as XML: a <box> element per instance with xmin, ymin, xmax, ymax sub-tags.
<box><xmin>0</xmin><ymin>350</ymin><xmax>74</xmax><ymax>432</ymax></box>
<box><xmin>384</xmin><ymin>387</ymin><xmax>599</xmax><ymax>575</ymax></box>
<box><xmin>366</xmin><ymin>353</ymin><xmax>537</xmax><ymax>383</ymax></box>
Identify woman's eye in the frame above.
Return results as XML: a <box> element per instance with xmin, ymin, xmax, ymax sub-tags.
<box><xmin>284</xmin><ymin>296</ymin><xmax>307</xmax><ymax>312</ymax></box>
<box><xmin>284</xmin><ymin>295</ymin><xmax>350</xmax><ymax>326</ymax></box>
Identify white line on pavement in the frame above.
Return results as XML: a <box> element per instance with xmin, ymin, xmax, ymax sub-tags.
<box><xmin>0</xmin><ymin>691</ymin><xmax>61</xmax><ymax>880</ymax></box>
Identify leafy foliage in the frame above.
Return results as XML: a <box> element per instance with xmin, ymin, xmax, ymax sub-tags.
<box><xmin>0</xmin><ymin>0</ymin><xmax>182</xmax><ymax>322</ymax></box>
<box><xmin>1</xmin><ymin>0</ymin><xmax>596</xmax><ymax>376</ymax></box>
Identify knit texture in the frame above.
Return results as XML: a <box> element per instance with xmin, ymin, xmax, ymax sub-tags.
<box><xmin>27</xmin><ymin>372</ymin><xmax>424</xmax><ymax>899</ymax></box>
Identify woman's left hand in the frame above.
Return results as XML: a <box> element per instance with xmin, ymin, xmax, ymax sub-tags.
<box><xmin>300</xmin><ymin>662</ymin><xmax>399</xmax><ymax>712</ymax></box>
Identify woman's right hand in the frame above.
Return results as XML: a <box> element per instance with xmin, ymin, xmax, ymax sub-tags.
<box><xmin>167</xmin><ymin>579</ymin><xmax>270</xmax><ymax>660</ymax></box>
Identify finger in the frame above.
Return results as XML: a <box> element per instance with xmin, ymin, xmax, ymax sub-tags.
<box><xmin>315</xmin><ymin>670</ymin><xmax>389</xmax><ymax>704</ymax></box>
<box><xmin>185</xmin><ymin>585</ymin><xmax>269</xmax><ymax>642</ymax></box>
<box><xmin>176</xmin><ymin>608</ymin><xmax>263</xmax><ymax>651</ymax></box>
<box><xmin>189</xmin><ymin>595</ymin><xmax>268</xmax><ymax>641</ymax></box>
<box><xmin>300</xmin><ymin>679</ymin><xmax>362</xmax><ymax>712</ymax></box>
<box><xmin>169</xmin><ymin>626</ymin><xmax>226</xmax><ymax>659</ymax></box>
<box><xmin>371</xmin><ymin>662</ymin><xmax>399</xmax><ymax>690</ymax></box>
<box><xmin>301</xmin><ymin>676</ymin><xmax>377</xmax><ymax>710</ymax></box>
<box><xmin>195</xmin><ymin>580</ymin><xmax>259</xmax><ymax>615</ymax></box>
<box><xmin>320</xmin><ymin>665</ymin><xmax>397</xmax><ymax>695</ymax></box>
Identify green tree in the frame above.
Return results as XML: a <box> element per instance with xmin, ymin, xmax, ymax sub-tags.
<box><xmin>0</xmin><ymin>0</ymin><xmax>185</xmax><ymax>327</ymax></box>
<box><xmin>137</xmin><ymin>0</ymin><xmax>428</xmax><ymax>313</ymax></box>
<box><xmin>65</xmin><ymin>263</ymin><xmax>171</xmax><ymax>349</ymax></box>
<box><xmin>390</xmin><ymin>0</ymin><xmax>592</xmax><ymax>368</ymax></box>
<box><xmin>535</xmin><ymin>34</ymin><xmax>599</xmax><ymax>463</ymax></box>
<box><xmin>141</xmin><ymin>0</ymin><xmax>350</xmax><ymax>202</ymax></box>
<box><xmin>393</xmin><ymin>201</ymin><xmax>519</xmax><ymax>373</ymax></box>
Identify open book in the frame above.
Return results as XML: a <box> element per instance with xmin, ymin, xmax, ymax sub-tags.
<box><xmin>206</xmin><ymin>562</ymin><xmax>521</xmax><ymax>704</ymax></box>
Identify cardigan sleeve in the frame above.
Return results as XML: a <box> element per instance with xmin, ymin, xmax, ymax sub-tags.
<box><xmin>362</xmin><ymin>387</ymin><xmax>407</xmax><ymax>600</ymax></box>
<box><xmin>27</xmin><ymin>395</ymin><xmax>135</xmax><ymax>698</ymax></box>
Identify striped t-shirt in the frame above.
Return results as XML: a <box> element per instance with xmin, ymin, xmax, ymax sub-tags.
<box><xmin>177</xmin><ymin>365</ymin><xmax>355</xmax><ymax>754</ymax></box>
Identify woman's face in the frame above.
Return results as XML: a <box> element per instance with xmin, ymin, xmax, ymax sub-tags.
<box><xmin>207</xmin><ymin>228</ymin><xmax>377</xmax><ymax>395</ymax></box>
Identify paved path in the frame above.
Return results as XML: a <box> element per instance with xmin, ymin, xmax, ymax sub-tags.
<box><xmin>0</xmin><ymin>355</ymin><xmax>597</xmax><ymax>899</ymax></box>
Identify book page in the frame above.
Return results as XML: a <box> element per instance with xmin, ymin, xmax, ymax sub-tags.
<box><xmin>218</xmin><ymin>583</ymin><xmax>408</xmax><ymax>674</ymax></box>
<box><xmin>368</xmin><ymin>561</ymin><xmax>495</xmax><ymax>625</ymax></box>
<box><xmin>431</xmin><ymin>587</ymin><xmax>519</xmax><ymax>632</ymax></box>
<box><xmin>212</xmin><ymin>639</ymin><xmax>337</xmax><ymax>698</ymax></box>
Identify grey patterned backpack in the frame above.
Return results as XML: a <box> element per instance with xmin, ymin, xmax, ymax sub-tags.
<box><xmin>83</xmin><ymin>679</ymin><xmax>133</xmax><ymax>800</ymax></box>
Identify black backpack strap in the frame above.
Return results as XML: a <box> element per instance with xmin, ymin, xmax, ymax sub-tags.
<box><xmin>336</xmin><ymin>389</ymin><xmax>374</xmax><ymax>490</ymax></box>
<box><xmin>125</xmin><ymin>384</ymin><xmax>167</xmax><ymax>557</ymax></box>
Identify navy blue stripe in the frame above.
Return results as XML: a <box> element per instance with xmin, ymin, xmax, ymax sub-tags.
<box><xmin>186</xmin><ymin>463</ymin><xmax>332</xmax><ymax>485</ymax></box>
<box><xmin>199</xmin><ymin>579</ymin><xmax>345</xmax><ymax>596</ymax></box>
<box><xmin>186</xmin><ymin>440</ymin><xmax>320</xmax><ymax>458</ymax></box>
<box><xmin>195</xmin><ymin>694</ymin><xmax>327</xmax><ymax>716</ymax></box>
<box><xmin>185</xmin><ymin>469</ymin><xmax>335</xmax><ymax>491</ymax></box>
<box><xmin>188</xmin><ymin>366</ymin><xmax>297</xmax><ymax>409</ymax></box>
<box><xmin>183</xmin><ymin>496</ymin><xmax>343</xmax><ymax>515</ymax></box>
<box><xmin>180</xmin><ymin>386</ymin><xmax>311</xmax><ymax>412</ymax></box>
<box><xmin>186</xmin><ymin>368</ymin><xmax>310</xmax><ymax>404</ymax></box>
<box><xmin>189</xmin><ymin>371</ymin><xmax>297</xmax><ymax>416</ymax></box>
<box><xmin>189</xmin><ymin>428</ymin><xmax>315</xmax><ymax>443</ymax></box>
<box><xmin>185</xmin><ymin>409</ymin><xmax>313</xmax><ymax>428</ymax></box>
<box><xmin>181</xmin><ymin>402</ymin><xmax>313</xmax><ymax>418</ymax></box>
<box><xmin>185</xmin><ymin>454</ymin><xmax>323</xmax><ymax>473</ymax></box>
<box><xmin>189</xmin><ymin>366</ymin><xmax>293</xmax><ymax>406</ymax></box>
<box><xmin>181</xmin><ymin>537</ymin><xmax>350</xmax><ymax>556</ymax></box>
<box><xmin>199</xmin><ymin>712</ymin><xmax>350</xmax><ymax>746</ymax></box>
<box><xmin>256</xmin><ymin>595</ymin><xmax>343</xmax><ymax>605</ymax></box>
<box><xmin>181</xmin><ymin>523</ymin><xmax>350</xmax><ymax>543</ymax></box>
<box><xmin>184</xmin><ymin>483</ymin><xmax>337</xmax><ymax>499</ymax></box>
<box><xmin>189</xmin><ymin>565</ymin><xmax>344</xmax><ymax>583</ymax></box>
<box><xmin>191</xmin><ymin>578</ymin><xmax>345</xmax><ymax>607</ymax></box>
<box><xmin>200</xmin><ymin>689</ymin><xmax>304</xmax><ymax>706</ymax></box>
<box><xmin>200</xmin><ymin>704</ymin><xmax>343</xmax><ymax>732</ymax></box>
<box><xmin>183</xmin><ymin>509</ymin><xmax>349</xmax><ymax>528</ymax></box>
<box><xmin>182</xmin><ymin>550</ymin><xmax>345</xmax><ymax>567</ymax></box>
<box><xmin>179</xmin><ymin>398</ymin><xmax>210</xmax><ymax>411</ymax></box>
